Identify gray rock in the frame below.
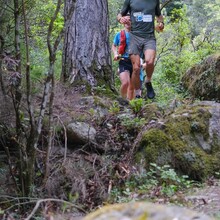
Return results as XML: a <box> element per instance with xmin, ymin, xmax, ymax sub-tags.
<box><xmin>181</xmin><ymin>53</ymin><xmax>220</xmax><ymax>101</ymax></box>
<box><xmin>135</xmin><ymin>101</ymin><xmax>220</xmax><ymax>179</ymax></box>
<box><xmin>83</xmin><ymin>202</ymin><xmax>213</xmax><ymax>220</ymax></box>
<box><xmin>67</xmin><ymin>121</ymin><xmax>96</xmax><ymax>145</ymax></box>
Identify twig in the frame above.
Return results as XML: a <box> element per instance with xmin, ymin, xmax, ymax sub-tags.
<box><xmin>55</xmin><ymin>115</ymin><xmax>68</xmax><ymax>163</ymax></box>
<box><xmin>161</xmin><ymin>0</ymin><xmax>173</xmax><ymax>11</ymax></box>
<box><xmin>24</xmin><ymin>198</ymin><xmax>87</xmax><ymax>220</ymax></box>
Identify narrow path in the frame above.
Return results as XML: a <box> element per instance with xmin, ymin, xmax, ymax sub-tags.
<box><xmin>186</xmin><ymin>179</ymin><xmax>220</xmax><ymax>218</ymax></box>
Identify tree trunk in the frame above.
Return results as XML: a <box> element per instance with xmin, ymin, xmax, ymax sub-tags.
<box><xmin>61</xmin><ymin>0</ymin><xmax>113</xmax><ymax>89</ymax></box>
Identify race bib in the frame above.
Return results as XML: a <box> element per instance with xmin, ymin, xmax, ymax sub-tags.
<box><xmin>143</xmin><ymin>15</ymin><xmax>152</xmax><ymax>22</ymax></box>
<box><xmin>136</xmin><ymin>15</ymin><xmax>143</xmax><ymax>22</ymax></box>
<box><xmin>133</xmin><ymin>12</ymin><xmax>142</xmax><ymax>17</ymax></box>
<box><xmin>134</xmin><ymin>12</ymin><xmax>143</xmax><ymax>22</ymax></box>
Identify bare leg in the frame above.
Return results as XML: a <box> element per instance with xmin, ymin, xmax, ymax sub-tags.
<box><xmin>130</xmin><ymin>54</ymin><xmax>141</xmax><ymax>90</ymax></box>
<box><xmin>144</xmin><ymin>49</ymin><xmax>156</xmax><ymax>81</ymax></box>
<box><xmin>119</xmin><ymin>71</ymin><xmax>130</xmax><ymax>99</ymax></box>
<box><xmin>144</xmin><ymin>49</ymin><xmax>156</xmax><ymax>99</ymax></box>
<box><xmin>127</xmin><ymin>82</ymin><xmax>135</xmax><ymax>100</ymax></box>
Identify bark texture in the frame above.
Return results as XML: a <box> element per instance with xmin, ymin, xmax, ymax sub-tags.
<box><xmin>62</xmin><ymin>0</ymin><xmax>113</xmax><ymax>88</ymax></box>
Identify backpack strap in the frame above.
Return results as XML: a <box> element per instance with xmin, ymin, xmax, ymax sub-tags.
<box><xmin>118</xmin><ymin>30</ymin><xmax>126</xmax><ymax>55</ymax></box>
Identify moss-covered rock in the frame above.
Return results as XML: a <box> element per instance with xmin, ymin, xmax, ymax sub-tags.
<box><xmin>141</xmin><ymin>103</ymin><xmax>161</xmax><ymax>121</ymax></box>
<box><xmin>181</xmin><ymin>53</ymin><xmax>220</xmax><ymax>101</ymax></box>
<box><xmin>83</xmin><ymin>202</ymin><xmax>213</xmax><ymax>220</ymax></box>
<box><xmin>135</xmin><ymin>101</ymin><xmax>220</xmax><ymax>180</ymax></box>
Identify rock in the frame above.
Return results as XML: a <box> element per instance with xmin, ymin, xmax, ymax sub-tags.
<box><xmin>78</xmin><ymin>96</ymin><xmax>110</xmax><ymax>118</ymax></box>
<box><xmin>67</xmin><ymin>121</ymin><xmax>96</xmax><ymax>145</ymax></box>
<box><xmin>83</xmin><ymin>202</ymin><xmax>213</xmax><ymax>220</ymax></box>
<box><xmin>135</xmin><ymin>101</ymin><xmax>220</xmax><ymax>180</ymax></box>
<box><xmin>181</xmin><ymin>53</ymin><xmax>220</xmax><ymax>101</ymax></box>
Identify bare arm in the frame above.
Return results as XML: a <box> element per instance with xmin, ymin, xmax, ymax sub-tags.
<box><xmin>117</xmin><ymin>0</ymin><xmax>130</xmax><ymax>24</ymax></box>
<box><xmin>117</xmin><ymin>14</ymin><xmax>130</xmax><ymax>25</ymax></box>
<box><xmin>156</xmin><ymin>15</ymin><xmax>164</xmax><ymax>23</ymax></box>
<box><xmin>155</xmin><ymin>15</ymin><xmax>164</xmax><ymax>32</ymax></box>
<box><xmin>111</xmin><ymin>44</ymin><xmax>120</xmax><ymax>61</ymax></box>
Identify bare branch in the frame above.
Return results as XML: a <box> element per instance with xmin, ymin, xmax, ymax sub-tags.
<box><xmin>25</xmin><ymin>198</ymin><xmax>86</xmax><ymax>220</ymax></box>
<box><xmin>161</xmin><ymin>0</ymin><xmax>173</xmax><ymax>11</ymax></box>
<box><xmin>47</xmin><ymin>0</ymin><xmax>63</xmax><ymax>59</ymax></box>
<box><xmin>21</xmin><ymin>0</ymin><xmax>35</xmax><ymax>128</ymax></box>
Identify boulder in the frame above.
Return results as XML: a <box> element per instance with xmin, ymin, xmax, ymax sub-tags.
<box><xmin>135</xmin><ymin>101</ymin><xmax>220</xmax><ymax>180</ymax></box>
<box><xmin>67</xmin><ymin>121</ymin><xmax>96</xmax><ymax>145</ymax></box>
<box><xmin>83</xmin><ymin>202</ymin><xmax>212</xmax><ymax>220</ymax></box>
<box><xmin>181</xmin><ymin>53</ymin><xmax>220</xmax><ymax>101</ymax></box>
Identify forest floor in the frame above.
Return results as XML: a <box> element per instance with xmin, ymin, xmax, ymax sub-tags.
<box><xmin>1</xmin><ymin>83</ymin><xmax>220</xmax><ymax>220</ymax></box>
<box><xmin>70</xmin><ymin>179</ymin><xmax>220</xmax><ymax>220</ymax></box>
<box><xmin>185</xmin><ymin>178</ymin><xmax>220</xmax><ymax>218</ymax></box>
<box><xmin>50</xmin><ymin>84</ymin><xmax>220</xmax><ymax>219</ymax></box>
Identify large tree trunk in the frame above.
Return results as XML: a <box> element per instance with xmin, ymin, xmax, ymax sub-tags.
<box><xmin>61</xmin><ymin>0</ymin><xmax>113</xmax><ymax>90</ymax></box>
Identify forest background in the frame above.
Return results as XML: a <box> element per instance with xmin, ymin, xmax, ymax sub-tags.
<box><xmin>0</xmin><ymin>0</ymin><xmax>220</xmax><ymax>219</ymax></box>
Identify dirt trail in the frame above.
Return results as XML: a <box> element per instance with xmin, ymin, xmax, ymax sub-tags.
<box><xmin>186</xmin><ymin>179</ymin><xmax>220</xmax><ymax>218</ymax></box>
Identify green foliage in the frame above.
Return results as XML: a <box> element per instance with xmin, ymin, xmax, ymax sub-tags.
<box><xmin>108</xmin><ymin>0</ymin><xmax>124</xmax><ymax>36</ymax></box>
<box><xmin>164</xmin><ymin>0</ymin><xmax>183</xmax><ymax>17</ymax></box>
<box><xmin>109</xmin><ymin>1</ymin><xmax>220</xmax><ymax>103</ymax></box>
<box><xmin>30</xmin><ymin>61</ymin><xmax>48</xmax><ymax>82</ymax></box>
<box><xmin>108</xmin><ymin>0</ymin><xmax>128</xmax><ymax>94</ymax></box>
<box><xmin>27</xmin><ymin>0</ymin><xmax>64</xmax><ymax>81</ymax></box>
<box><xmin>186</xmin><ymin>0</ymin><xmax>220</xmax><ymax>38</ymax></box>
<box><xmin>152</xmin><ymin>2</ymin><xmax>220</xmax><ymax>107</ymax></box>
<box><xmin>121</xmin><ymin>115</ymin><xmax>146</xmax><ymax>131</ymax></box>
<box><xmin>149</xmin><ymin>163</ymin><xmax>194</xmax><ymax>195</ymax></box>
<box><xmin>92</xmin><ymin>84</ymin><xmax>115</xmax><ymax>98</ymax></box>
<box><xmin>93</xmin><ymin>85</ymin><xmax>107</xmax><ymax>94</ymax></box>
<box><xmin>109</xmin><ymin>101</ymin><xmax>120</xmax><ymax>114</ymax></box>
<box><xmin>152</xmin><ymin>79</ymin><xmax>184</xmax><ymax>109</ymax></box>
<box><xmin>129</xmin><ymin>98</ymin><xmax>145</xmax><ymax>114</ymax></box>
<box><xmin>110</xmin><ymin>187</ymin><xmax>137</xmax><ymax>203</ymax></box>
<box><xmin>0</xmin><ymin>208</ymin><xmax>4</xmax><ymax>215</ymax></box>
<box><xmin>156</xmin><ymin>7</ymin><xmax>192</xmax><ymax>83</ymax></box>
<box><xmin>30</xmin><ymin>0</ymin><xmax>64</xmax><ymax>38</ymax></box>
<box><xmin>109</xmin><ymin>163</ymin><xmax>196</xmax><ymax>204</ymax></box>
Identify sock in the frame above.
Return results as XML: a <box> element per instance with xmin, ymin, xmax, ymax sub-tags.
<box><xmin>135</xmin><ymin>89</ymin><xmax>141</xmax><ymax>96</ymax></box>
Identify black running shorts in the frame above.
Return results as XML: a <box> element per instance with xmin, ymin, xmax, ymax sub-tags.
<box><xmin>118</xmin><ymin>58</ymin><xmax>133</xmax><ymax>75</ymax></box>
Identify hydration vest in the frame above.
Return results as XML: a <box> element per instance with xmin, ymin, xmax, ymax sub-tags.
<box><xmin>118</xmin><ymin>30</ymin><xmax>126</xmax><ymax>55</ymax></box>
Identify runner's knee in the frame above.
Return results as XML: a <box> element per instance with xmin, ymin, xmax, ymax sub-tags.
<box><xmin>145</xmin><ymin>59</ymin><xmax>154</xmax><ymax>66</ymax></box>
<box><xmin>133</xmin><ymin>65</ymin><xmax>141</xmax><ymax>75</ymax></box>
<box><xmin>121</xmin><ymin>81</ymin><xmax>129</xmax><ymax>88</ymax></box>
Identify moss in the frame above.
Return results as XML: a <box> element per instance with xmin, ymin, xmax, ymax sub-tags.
<box><xmin>83</xmin><ymin>201</ymin><xmax>212</xmax><ymax>220</ymax></box>
<box><xmin>93</xmin><ymin>96</ymin><xmax>109</xmax><ymax>108</ymax></box>
<box><xmin>166</xmin><ymin>119</ymin><xmax>191</xmax><ymax>140</ymax></box>
<box><xmin>211</xmin><ymin>133</ymin><xmax>220</xmax><ymax>153</ymax></box>
<box><xmin>191</xmin><ymin>109</ymin><xmax>210</xmax><ymax>140</ymax></box>
<box><xmin>184</xmin><ymin>148</ymin><xmax>218</xmax><ymax>180</ymax></box>
<box><xmin>141</xmin><ymin>129</ymin><xmax>170</xmax><ymax>150</ymax></box>
<box><xmin>166</xmin><ymin>105</ymin><xmax>211</xmax><ymax>142</ymax></box>
<box><xmin>135</xmin><ymin>103</ymin><xmax>220</xmax><ymax>180</ymax></box>
<box><xmin>172</xmin><ymin>146</ymin><xmax>211</xmax><ymax>180</ymax></box>
<box><xmin>136</xmin><ymin>129</ymin><xmax>171</xmax><ymax>168</ymax></box>
<box><xmin>182</xmin><ymin>53</ymin><xmax>220</xmax><ymax>101</ymax></box>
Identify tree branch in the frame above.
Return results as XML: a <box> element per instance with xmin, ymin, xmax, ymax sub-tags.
<box><xmin>25</xmin><ymin>198</ymin><xmax>86</xmax><ymax>220</ymax></box>
<box><xmin>161</xmin><ymin>0</ymin><xmax>173</xmax><ymax>11</ymax></box>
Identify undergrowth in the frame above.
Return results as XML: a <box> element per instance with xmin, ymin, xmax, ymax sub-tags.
<box><xmin>109</xmin><ymin>163</ymin><xmax>199</xmax><ymax>205</ymax></box>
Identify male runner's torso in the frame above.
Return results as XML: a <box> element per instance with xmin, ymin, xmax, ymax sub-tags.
<box><xmin>121</xmin><ymin>0</ymin><xmax>161</xmax><ymax>38</ymax></box>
